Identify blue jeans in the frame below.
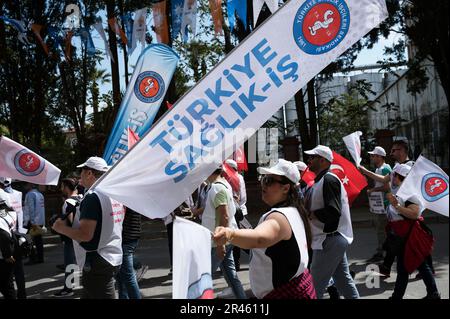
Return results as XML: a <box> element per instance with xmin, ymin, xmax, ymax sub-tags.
<box><xmin>211</xmin><ymin>245</ymin><xmax>247</xmax><ymax>299</ymax></box>
<box><xmin>310</xmin><ymin>233</ymin><xmax>359</xmax><ymax>299</ymax></box>
<box><xmin>117</xmin><ymin>239</ymin><xmax>141</xmax><ymax>299</ymax></box>
<box><xmin>391</xmin><ymin>250</ymin><xmax>438</xmax><ymax>299</ymax></box>
<box><xmin>63</xmin><ymin>240</ymin><xmax>77</xmax><ymax>290</ymax></box>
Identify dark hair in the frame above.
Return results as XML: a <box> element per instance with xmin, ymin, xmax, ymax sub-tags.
<box><xmin>61</xmin><ymin>178</ymin><xmax>77</xmax><ymax>192</ymax></box>
<box><xmin>277</xmin><ymin>176</ymin><xmax>312</xmax><ymax>250</ymax></box>
<box><xmin>392</xmin><ymin>140</ymin><xmax>409</xmax><ymax>152</ymax></box>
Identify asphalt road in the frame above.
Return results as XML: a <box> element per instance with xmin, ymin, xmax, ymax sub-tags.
<box><xmin>14</xmin><ymin>217</ymin><xmax>448</xmax><ymax>300</ymax></box>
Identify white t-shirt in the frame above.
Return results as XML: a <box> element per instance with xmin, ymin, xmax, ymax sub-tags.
<box><xmin>201</xmin><ymin>179</ymin><xmax>238</xmax><ymax>245</ymax></box>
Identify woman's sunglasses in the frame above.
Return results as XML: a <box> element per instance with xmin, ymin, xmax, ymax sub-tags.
<box><xmin>260</xmin><ymin>175</ymin><xmax>289</xmax><ymax>186</ymax></box>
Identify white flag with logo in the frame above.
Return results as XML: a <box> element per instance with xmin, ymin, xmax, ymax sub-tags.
<box><xmin>173</xmin><ymin>217</ymin><xmax>214</xmax><ymax>299</ymax></box>
<box><xmin>0</xmin><ymin>136</ymin><xmax>61</xmax><ymax>185</ymax></box>
<box><xmin>132</xmin><ymin>7</ymin><xmax>147</xmax><ymax>53</ymax></box>
<box><xmin>92</xmin><ymin>0</ymin><xmax>387</xmax><ymax>218</ymax></box>
<box><xmin>396</xmin><ymin>155</ymin><xmax>449</xmax><ymax>217</ymax></box>
<box><xmin>343</xmin><ymin>131</ymin><xmax>362</xmax><ymax>167</ymax></box>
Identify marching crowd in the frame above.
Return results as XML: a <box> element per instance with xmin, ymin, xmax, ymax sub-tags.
<box><xmin>0</xmin><ymin>140</ymin><xmax>442</xmax><ymax>299</ymax></box>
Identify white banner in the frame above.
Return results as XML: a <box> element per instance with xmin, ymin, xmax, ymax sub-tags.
<box><xmin>172</xmin><ymin>217</ymin><xmax>214</xmax><ymax>299</ymax></box>
<box><xmin>93</xmin><ymin>0</ymin><xmax>388</xmax><ymax>218</ymax></box>
<box><xmin>343</xmin><ymin>131</ymin><xmax>362</xmax><ymax>167</ymax></box>
<box><xmin>397</xmin><ymin>155</ymin><xmax>449</xmax><ymax>217</ymax></box>
<box><xmin>0</xmin><ymin>136</ymin><xmax>61</xmax><ymax>185</ymax></box>
<box><xmin>368</xmin><ymin>191</ymin><xmax>385</xmax><ymax>214</ymax></box>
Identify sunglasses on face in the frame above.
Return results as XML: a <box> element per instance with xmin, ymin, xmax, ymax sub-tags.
<box><xmin>260</xmin><ymin>175</ymin><xmax>288</xmax><ymax>186</ymax></box>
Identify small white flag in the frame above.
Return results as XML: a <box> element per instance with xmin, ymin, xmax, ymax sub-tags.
<box><xmin>93</xmin><ymin>20</ymin><xmax>114</xmax><ymax>62</ymax></box>
<box><xmin>173</xmin><ymin>217</ymin><xmax>214</xmax><ymax>299</ymax></box>
<box><xmin>132</xmin><ymin>7</ymin><xmax>147</xmax><ymax>53</ymax></box>
<box><xmin>0</xmin><ymin>136</ymin><xmax>61</xmax><ymax>185</ymax></box>
<box><xmin>181</xmin><ymin>0</ymin><xmax>197</xmax><ymax>42</ymax></box>
<box><xmin>397</xmin><ymin>155</ymin><xmax>449</xmax><ymax>217</ymax></box>
<box><xmin>343</xmin><ymin>131</ymin><xmax>362</xmax><ymax>167</ymax></box>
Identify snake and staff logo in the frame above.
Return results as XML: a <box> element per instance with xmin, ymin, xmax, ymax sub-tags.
<box><xmin>293</xmin><ymin>0</ymin><xmax>350</xmax><ymax>55</ymax></box>
<box><xmin>134</xmin><ymin>71</ymin><xmax>165</xmax><ymax>103</ymax></box>
<box><xmin>14</xmin><ymin>150</ymin><xmax>45</xmax><ymax>176</ymax></box>
<box><xmin>421</xmin><ymin>173</ymin><xmax>449</xmax><ymax>202</ymax></box>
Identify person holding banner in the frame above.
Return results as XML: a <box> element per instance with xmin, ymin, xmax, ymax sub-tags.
<box><xmin>52</xmin><ymin>157</ymin><xmax>125</xmax><ymax>299</ymax></box>
<box><xmin>214</xmin><ymin>159</ymin><xmax>316</xmax><ymax>299</ymax></box>
<box><xmin>303</xmin><ymin>145</ymin><xmax>359</xmax><ymax>299</ymax></box>
<box><xmin>0</xmin><ymin>200</ymin><xmax>17</xmax><ymax>299</ymax></box>
<box><xmin>202</xmin><ymin>165</ymin><xmax>246</xmax><ymax>299</ymax></box>
<box><xmin>384</xmin><ymin>164</ymin><xmax>440</xmax><ymax>299</ymax></box>
<box><xmin>365</xmin><ymin>146</ymin><xmax>391</xmax><ymax>263</ymax></box>
<box><xmin>0</xmin><ymin>178</ymin><xmax>27</xmax><ymax>299</ymax></box>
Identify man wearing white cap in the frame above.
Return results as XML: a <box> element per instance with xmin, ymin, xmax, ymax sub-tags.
<box><xmin>52</xmin><ymin>156</ymin><xmax>125</xmax><ymax>299</ymax></box>
<box><xmin>303</xmin><ymin>145</ymin><xmax>359</xmax><ymax>299</ymax></box>
<box><xmin>365</xmin><ymin>147</ymin><xmax>391</xmax><ymax>263</ymax></box>
<box><xmin>202</xmin><ymin>164</ymin><xmax>246</xmax><ymax>299</ymax></box>
<box><xmin>0</xmin><ymin>177</ymin><xmax>27</xmax><ymax>298</ymax></box>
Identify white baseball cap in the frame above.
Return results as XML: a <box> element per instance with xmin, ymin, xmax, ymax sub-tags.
<box><xmin>77</xmin><ymin>156</ymin><xmax>110</xmax><ymax>172</ymax></box>
<box><xmin>293</xmin><ymin>161</ymin><xmax>307</xmax><ymax>172</ymax></box>
<box><xmin>304</xmin><ymin>145</ymin><xmax>333</xmax><ymax>162</ymax></box>
<box><xmin>393</xmin><ymin>163</ymin><xmax>411</xmax><ymax>177</ymax></box>
<box><xmin>0</xmin><ymin>177</ymin><xmax>12</xmax><ymax>186</ymax></box>
<box><xmin>257</xmin><ymin>159</ymin><xmax>300</xmax><ymax>184</ymax></box>
<box><xmin>368</xmin><ymin>146</ymin><xmax>386</xmax><ymax>157</ymax></box>
<box><xmin>225</xmin><ymin>159</ymin><xmax>238</xmax><ymax>170</ymax></box>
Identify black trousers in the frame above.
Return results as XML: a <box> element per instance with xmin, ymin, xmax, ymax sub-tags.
<box><xmin>13</xmin><ymin>253</ymin><xmax>26</xmax><ymax>299</ymax></box>
<box><xmin>0</xmin><ymin>260</ymin><xmax>16</xmax><ymax>299</ymax></box>
<box><xmin>82</xmin><ymin>253</ymin><xmax>119</xmax><ymax>299</ymax></box>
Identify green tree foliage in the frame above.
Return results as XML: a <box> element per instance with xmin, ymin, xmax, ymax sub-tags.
<box><xmin>318</xmin><ymin>80</ymin><xmax>376</xmax><ymax>153</ymax></box>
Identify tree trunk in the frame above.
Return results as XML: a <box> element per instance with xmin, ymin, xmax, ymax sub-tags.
<box><xmin>307</xmin><ymin>79</ymin><xmax>318</xmax><ymax>147</ymax></box>
<box><xmin>106</xmin><ymin>0</ymin><xmax>122</xmax><ymax>133</ymax></box>
<box><xmin>117</xmin><ymin>0</ymin><xmax>130</xmax><ymax>87</ymax></box>
<box><xmin>294</xmin><ymin>89</ymin><xmax>312</xmax><ymax>150</ymax></box>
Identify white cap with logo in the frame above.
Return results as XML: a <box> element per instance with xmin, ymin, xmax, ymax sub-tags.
<box><xmin>368</xmin><ymin>146</ymin><xmax>386</xmax><ymax>157</ymax></box>
<box><xmin>225</xmin><ymin>159</ymin><xmax>238</xmax><ymax>170</ymax></box>
<box><xmin>76</xmin><ymin>157</ymin><xmax>110</xmax><ymax>172</ymax></box>
<box><xmin>393</xmin><ymin>163</ymin><xmax>411</xmax><ymax>177</ymax></box>
<box><xmin>304</xmin><ymin>145</ymin><xmax>333</xmax><ymax>162</ymax></box>
<box><xmin>257</xmin><ymin>159</ymin><xmax>300</xmax><ymax>184</ymax></box>
<box><xmin>293</xmin><ymin>161</ymin><xmax>307</xmax><ymax>172</ymax></box>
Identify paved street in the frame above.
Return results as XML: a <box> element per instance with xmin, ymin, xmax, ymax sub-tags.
<box><xmin>15</xmin><ymin>210</ymin><xmax>448</xmax><ymax>300</ymax></box>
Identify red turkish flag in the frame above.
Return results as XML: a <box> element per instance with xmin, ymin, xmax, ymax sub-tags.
<box><xmin>222</xmin><ymin>162</ymin><xmax>240</xmax><ymax>194</ymax></box>
<box><xmin>127</xmin><ymin>127</ymin><xmax>140</xmax><ymax>149</ymax></box>
<box><xmin>330</xmin><ymin>151</ymin><xmax>367</xmax><ymax>206</ymax></box>
<box><xmin>301</xmin><ymin>168</ymin><xmax>316</xmax><ymax>187</ymax></box>
<box><xmin>301</xmin><ymin>151</ymin><xmax>367</xmax><ymax>206</ymax></box>
<box><xmin>233</xmin><ymin>145</ymin><xmax>248</xmax><ymax>172</ymax></box>
<box><xmin>166</xmin><ymin>101</ymin><xmax>173</xmax><ymax>110</ymax></box>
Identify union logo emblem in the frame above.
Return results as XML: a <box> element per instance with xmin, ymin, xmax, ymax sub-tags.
<box><xmin>14</xmin><ymin>149</ymin><xmax>45</xmax><ymax>176</ymax></box>
<box><xmin>421</xmin><ymin>173</ymin><xmax>449</xmax><ymax>202</ymax></box>
<box><xmin>134</xmin><ymin>71</ymin><xmax>165</xmax><ymax>103</ymax></box>
<box><xmin>293</xmin><ymin>0</ymin><xmax>350</xmax><ymax>55</ymax></box>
